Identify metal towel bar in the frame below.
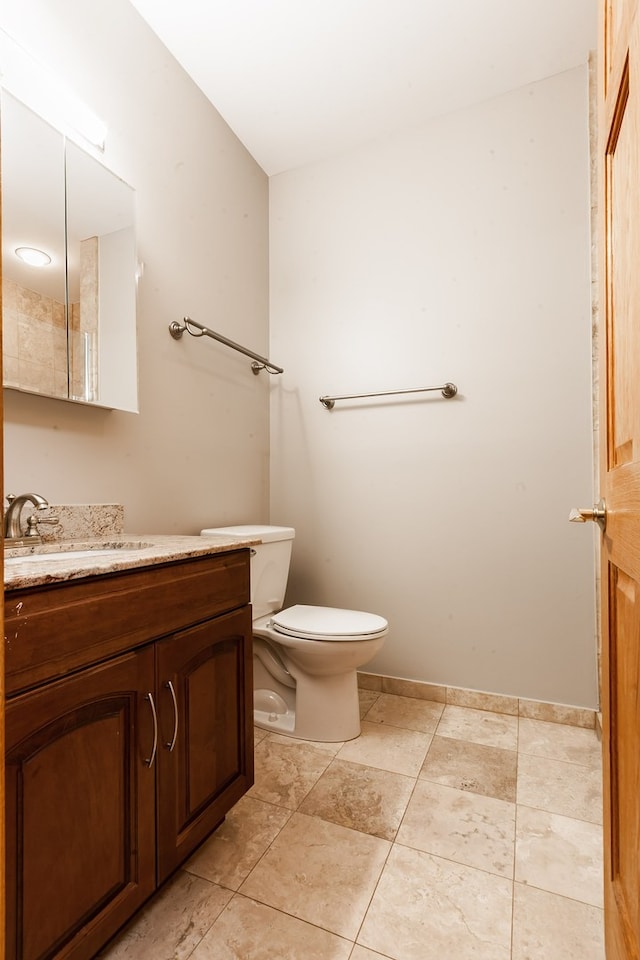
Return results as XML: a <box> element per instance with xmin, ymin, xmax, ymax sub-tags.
<box><xmin>319</xmin><ymin>382</ymin><xmax>457</xmax><ymax>409</ymax></box>
<box><xmin>169</xmin><ymin>317</ymin><xmax>283</xmax><ymax>375</ymax></box>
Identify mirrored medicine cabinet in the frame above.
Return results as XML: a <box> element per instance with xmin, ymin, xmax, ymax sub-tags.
<box><xmin>1</xmin><ymin>90</ymin><xmax>139</xmax><ymax>412</ymax></box>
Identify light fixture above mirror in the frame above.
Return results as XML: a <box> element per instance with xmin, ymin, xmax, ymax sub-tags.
<box><xmin>0</xmin><ymin>27</ymin><xmax>107</xmax><ymax>150</ymax></box>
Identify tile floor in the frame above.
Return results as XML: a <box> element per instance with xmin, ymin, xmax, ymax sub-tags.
<box><xmin>100</xmin><ymin>690</ymin><xmax>605</xmax><ymax>960</ymax></box>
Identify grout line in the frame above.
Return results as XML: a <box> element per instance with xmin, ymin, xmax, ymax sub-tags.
<box><xmin>350</xmin><ymin>803</ymin><xmax>402</xmax><ymax>952</ymax></box>
<box><xmin>511</xmin><ymin>722</ymin><xmax>521</xmax><ymax>958</ymax></box>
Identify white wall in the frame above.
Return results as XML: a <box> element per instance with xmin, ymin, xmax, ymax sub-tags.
<box><xmin>2</xmin><ymin>0</ymin><xmax>270</xmax><ymax>533</ymax></box>
<box><xmin>270</xmin><ymin>66</ymin><xmax>597</xmax><ymax>707</ymax></box>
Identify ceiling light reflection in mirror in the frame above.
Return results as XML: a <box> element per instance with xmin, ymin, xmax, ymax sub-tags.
<box><xmin>14</xmin><ymin>247</ymin><xmax>52</xmax><ymax>266</ymax></box>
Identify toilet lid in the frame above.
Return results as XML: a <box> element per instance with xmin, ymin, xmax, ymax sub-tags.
<box><xmin>270</xmin><ymin>605</ymin><xmax>388</xmax><ymax>641</ymax></box>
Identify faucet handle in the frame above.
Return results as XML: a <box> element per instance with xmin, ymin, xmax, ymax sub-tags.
<box><xmin>26</xmin><ymin>513</ymin><xmax>60</xmax><ymax>537</ymax></box>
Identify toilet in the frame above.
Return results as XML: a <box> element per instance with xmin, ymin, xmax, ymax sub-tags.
<box><xmin>200</xmin><ymin>525</ymin><xmax>388</xmax><ymax>741</ymax></box>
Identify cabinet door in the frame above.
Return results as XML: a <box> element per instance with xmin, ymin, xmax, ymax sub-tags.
<box><xmin>155</xmin><ymin>606</ymin><xmax>253</xmax><ymax>882</ymax></box>
<box><xmin>5</xmin><ymin>648</ymin><xmax>157</xmax><ymax>960</ymax></box>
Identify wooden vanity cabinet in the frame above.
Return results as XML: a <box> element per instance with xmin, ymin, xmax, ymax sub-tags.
<box><xmin>5</xmin><ymin>648</ymin><xmax>157</xmax><ymax>960</ymax></box>
<box><xmin>155</xmin><ymin>606</ymin><xmax>252</xmax><ymax>882</ymax></box>
<box><xmin>4</xmin><ymin>551</ymin><xmax>253</xmax><ymax>960</ymax></box>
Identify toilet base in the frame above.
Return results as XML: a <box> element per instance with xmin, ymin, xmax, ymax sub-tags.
<box><xmin>253</xmin><ymin>648</ymin><xmax>362</xmax><ymax>742</ymax></box>
<box><xmin>253</xmin><ymin>684</ymin><xmax>296</xmax><ymax>736</ymax></box>
<box><xmin>253</xmin><ymin>692</ymin><xmax>361</xmax><ymax>742</ymax></box>
<box><xmin>254</xmin><ymin>703</ymin><xmax>296</xmax><ymax>736</ymax></box>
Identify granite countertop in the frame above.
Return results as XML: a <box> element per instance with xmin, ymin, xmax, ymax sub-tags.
<box><xmin>4</xmin><ymin>533</ymin><xmax>259</xmax><ymax>590</ymax></box>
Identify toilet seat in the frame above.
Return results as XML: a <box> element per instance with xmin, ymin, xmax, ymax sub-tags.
<box><xmin>270</xmin><ymin>604</ymin><xmax>388</xmax><ymax>642</ymax></box>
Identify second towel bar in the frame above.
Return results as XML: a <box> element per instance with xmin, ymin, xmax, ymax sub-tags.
<box><xmin>319</xmin><ymin>382</ymin><xmax>457</xmax><ymax>409</ymax></box>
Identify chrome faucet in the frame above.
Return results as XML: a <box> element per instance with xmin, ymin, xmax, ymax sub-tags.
<box><xmin>4</xmin><ymin>493</ymin><xmax>55</xmax><ymax>539</ymax></box>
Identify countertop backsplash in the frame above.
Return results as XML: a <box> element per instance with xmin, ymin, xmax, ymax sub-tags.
<box><xmin>38</xmin><ymin>503</ymin><xmax>125</xmax><ymax>541</ymax></box>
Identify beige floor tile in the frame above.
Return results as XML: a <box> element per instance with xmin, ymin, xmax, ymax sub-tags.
<box><xmin>515</xmin><ymin>805</ymin><xmax>603</xmax><ymax>907</ymax></box>
<box><xmin>247</xmin><ymin>737</ymin><xmax>334</xmax><ymax>809</ymax></box>
<box><xmin>336</xmin><ymin>720</ymin><xmax>432</xmax><ymax>776</ymax></box>
<box><xmin>518</xmin><ymin>718</ymin><xmax>602</xmax><ymax>767</ymax></box>
<box><xmin>517</xmin><ymin>753</ymin><xmax>603</xmax><ymax>824</ymax></box>
<box><xmin>267</xmin><ymin>731</ymin><xmax>345</xmax><ymax>755</ymax></box>
<box><xmin>358</xmin><ymin>689</ymin><xmax>381</xmax><ymax>718</ymax></box>
<box><xmin>239</xmin><ymin>812</ymin><xmax>390</xmax><ymax>939</ymax></box>
<box><xmin>419</xmin><ymin>734</ymin><xmax>517</xmax><ymax>801</ymax></box>
<box><xmin>363</xmin><ymin>693</ymin><xmax>444</xmax><ymax>733</ymax></box>
<box><xmin>436</xmin><ymin>704</ymin><xmax>519</xmax><ymax>750</ymax></box>
<box><xmin>101</xmin><ymin>693</ymin><xmax>608</xmax><ymax>960</ymax></box>
<box><xmin>98</xmin><ymin>871</ymin><xmax>232</xmax><ymax>960</ymax></box>
<box><xmin>254</xmin><ymin>727</ymin><xmax>269</xmax><ymax>745</ymax></box>
<box><xmin>396</xmin><ymin>780</ymin><xmax>515</xmax><ymax>878</ymax></box>
<box><xmin>350</xmin><ymin>949</ymin><xmax>391</xmax><ymax>960</ymax></box>
<box><xmin>511</xmin><ymin>883</ymin><xmax>605</xmax><ymax>960</ymax></box>
<box><xmin>299</xmin><ymin>758</ymin><xmax>415</xmax><ymax>840</ymax></box>
<box><xmin>184</xmin><ymin>795</ymin><xmax>292</xmax><ymax>890</ymax></box>
<box><xmin>191</xmin><ymin>894</ymin><xmax>353</xmax><ymax>960</ymax></box>
<box><xmin>358</xmin><ymin>845</ymin><xmax>512</xmax><ymax>960</ymax></box>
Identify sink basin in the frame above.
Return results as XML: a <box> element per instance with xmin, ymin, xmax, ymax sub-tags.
<box><xmin>7</xmin><ymin>549</ymin><xmax>122</xmax><ymax>564</ymax></box>
<box><xmin>5</xmin><ymin>541</ymin><xmax>152</xmax><ymax>563</ymax></box>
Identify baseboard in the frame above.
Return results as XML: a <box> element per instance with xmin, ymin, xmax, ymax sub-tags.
<box><xmin>357</xmin><ymin>672</ymin><xmax>597</xmax><ymax>730</ymax></box>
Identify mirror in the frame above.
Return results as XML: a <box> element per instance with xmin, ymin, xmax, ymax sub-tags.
<box><xmin>1</xmin><ymin>91</ymin><xmax>138</xmax><ymax>411</ymax></box>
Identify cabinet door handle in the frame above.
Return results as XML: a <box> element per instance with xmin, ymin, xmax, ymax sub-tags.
<box><xmin>144</xmin><ymin>693</ymin><xmax>158</xmax><ymax>767</ymax></box>
<box><xmin>165</xmin><ymin>680</ymin><xmax>179</xmax><ymax>752</ymax></box>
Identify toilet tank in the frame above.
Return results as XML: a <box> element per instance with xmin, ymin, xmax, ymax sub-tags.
<box><xmin>200</xmin><ymin>525</ymin><xmax>295</xmax><ymax>619</ymax></box>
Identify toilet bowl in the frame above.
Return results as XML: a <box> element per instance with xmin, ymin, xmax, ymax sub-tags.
<box><xmin>200</xmin><ymin>525</ymin><xmax>388</xmax><ymax>741</ymax></box>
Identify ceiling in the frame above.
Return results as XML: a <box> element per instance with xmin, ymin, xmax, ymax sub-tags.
<box><xmin>129</xmin><ymin>0</ymin><xmax>597</xmax><ymax>176</ymax></box>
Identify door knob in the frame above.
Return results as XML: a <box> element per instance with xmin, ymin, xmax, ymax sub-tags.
<box><xmin>569</xmin><ymin>498</ymin><xmax>606</xmax><ymax>532</ymax></box>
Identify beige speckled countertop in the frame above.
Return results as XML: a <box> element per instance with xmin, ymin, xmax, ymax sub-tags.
<box><xmin>4</xmin><ymin>533</ymin><xmax>259</xmax><ymax>590</ymax></box>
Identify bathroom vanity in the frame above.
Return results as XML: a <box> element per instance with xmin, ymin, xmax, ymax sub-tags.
<box><xmin>3</xmin><ymin>536</ymin><xmax>255</xmax><ymax>960</ymax></box>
